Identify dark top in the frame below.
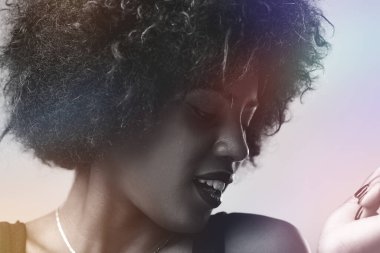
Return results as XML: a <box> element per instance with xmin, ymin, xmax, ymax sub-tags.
<box><xmin>192</xmin><ymin>212</ymin><xmax>227</xmax><ymax>253</ymax></box>
<box><xmin>0</xmin><ymin>212</ymin><xmax>228</xmax><ymax>253</ymax></box>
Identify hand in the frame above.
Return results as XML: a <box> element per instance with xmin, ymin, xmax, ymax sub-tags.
<box><xmin>318</xmin><ymin>167</ymin><xmax>380</xmax><ymax>253</ymax></box>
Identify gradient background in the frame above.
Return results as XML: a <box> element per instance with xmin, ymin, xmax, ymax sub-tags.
<box><xmin>1</xmin><ymin>1</ymin><xmax>380</xmax><ymax>251</ymax></box>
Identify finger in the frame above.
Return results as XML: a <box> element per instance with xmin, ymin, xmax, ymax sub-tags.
<box><xmin>353</xmin><ymin>168</ymin><xmax>380</xmax><ymax>204</ymax></box>
<box><xmin>324</xmin><ymin>167</ymin><xmax>380</xmax><ymax>229</ymax></box>
<box><xmin>355</xmin><ymin>205</ymin><xmax>379</xmax><ymax>220</ymax></box>
<box><xmin>359</xmin><ymin>182</ymin><xmax>380</xmax><ymax>210</ymax></box>
<box><xmin>360</xmin><ymin>208</ymin><xmax>378</xmax><ymax>219</ymax></box>
<box><xmin>356</xmin><ymin>182</ymin><xmax>380</xmax><ymax>219</ymax></box>
<box><xmin>323</xmin><ymin>197</ymin><xmax>360</xmax><ymax>231</ymax></box>
<box><xmin>354</xmin><ymin>183</ymin><xmax>369</xmax><ymax>200</ymax></box>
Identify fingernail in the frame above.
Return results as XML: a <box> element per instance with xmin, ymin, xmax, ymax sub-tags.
<box><xmin>354</xmin><ymin>184</ymin><xmax>369</xmax><ymax>199</ymax></box>
<box><xmin>355</xmin><ymin>206</ymin><xmax>363</xmax><ymax>220</ymax></box>
<box><xmin>358</xmin><ymin>191</ymin><xmax>368</xmax><ymax>204</ymax></box>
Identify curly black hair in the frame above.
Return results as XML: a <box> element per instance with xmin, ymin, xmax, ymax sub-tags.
<box><xmin>0</xmin><ymin>0</ymin><xmax>330</xmax><ymax>169</ymax></box>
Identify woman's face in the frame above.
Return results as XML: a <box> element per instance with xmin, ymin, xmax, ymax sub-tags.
<box><xmin>106</xmin><ymin>77</ymin><xmax>259</xmax><ymax>233</ymax></box>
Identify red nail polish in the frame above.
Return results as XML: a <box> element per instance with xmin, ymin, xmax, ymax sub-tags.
<box><xmin>358</xmin><ymin>191</ymin><xmax>368</xmax><ymax>204</ymax></box>
<box><xmin>354</xmin><ymin>184</ymin><xmax>369</xmax><ymax>199</ymax></box>
<box><xmin>355</xmin><ymin>206</ymin><xmax>363</xmax><ymax>220</ymax></box>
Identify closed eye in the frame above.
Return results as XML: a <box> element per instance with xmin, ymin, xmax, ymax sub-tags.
<box><xmin>186</xmin><ymin>103</ymin><xmax>217</xmax><ymax>120</ymax></box>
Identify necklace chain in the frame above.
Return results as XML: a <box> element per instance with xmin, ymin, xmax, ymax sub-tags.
<box><xmin>55</xmin><ymin>209</ymin><xmax>76</xmax><ymax>253</ymax></box>
<box><xmin>55</xmin><ymin>208</ymin><xmax>172</xmax><ymax>253</ymax></box>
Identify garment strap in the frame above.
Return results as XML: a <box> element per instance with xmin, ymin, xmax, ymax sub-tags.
<box><xmin>0</xmin><ymin>221</ymin><xmax>26</xmax><ymax>253</ymax></box>
<box><xmin>192</xmin><ymin>212</ymin><xmax>228</xmax><ymax>253</ymax></box>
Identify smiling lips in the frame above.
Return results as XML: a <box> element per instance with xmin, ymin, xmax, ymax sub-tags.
<box><xmin>193</xmin><ymin>172</ymin><xmax>233</xmax><ymax>208</ymax></box>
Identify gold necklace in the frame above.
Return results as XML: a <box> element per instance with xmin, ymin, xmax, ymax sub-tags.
<box><xmin>55</xmin><ymin>208</ymin><xmax>173</xmax><ymax>253</ymax></box>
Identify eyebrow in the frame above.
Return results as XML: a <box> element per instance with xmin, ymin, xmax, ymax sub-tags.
<box><xmin>196</xmin><ymin>87</ymin><xmax>259</xmax><ymax>108</ymax></box>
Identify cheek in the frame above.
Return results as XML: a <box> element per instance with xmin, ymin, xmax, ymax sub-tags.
<box><xmin>115</xmin><ymin>153</ymin><xmax>211</xmax><ymax>233</ymax></box>
<box><xmin>149</xmin><ymin>106</ymin><xmax>216</xmax><ymax>168</ymax></box>
<box><xmin>115</xmin><ymin>112</ymin><xmax>215</xmax><ymax>231</ymax></box>
<box><xmin>148</xmin><ymin>119</ymin><xmax>217</xmax><ymax>230</ymax></box>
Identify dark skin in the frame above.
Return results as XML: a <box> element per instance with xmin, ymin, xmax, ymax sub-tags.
<box><xmin>25</xmin><ymin>76</ymin><xmax>309</xmax><ymax>253</ymax></box>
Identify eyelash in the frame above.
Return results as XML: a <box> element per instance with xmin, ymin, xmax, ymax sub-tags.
<box><xmin>187</xmin><ymin>104</ymin><xmax>217</xmax><ymax>120</ymax></box>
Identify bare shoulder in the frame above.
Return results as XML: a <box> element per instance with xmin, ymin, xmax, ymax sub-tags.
<box><xmin>25</xmin><ymin>212</ymin><xmax>58</xmax><ymax>253</ymax></box>
<box><xmin>223</xmin><ymin>213</ymin><xmax>310</xmax><ymax>253</ymax></box>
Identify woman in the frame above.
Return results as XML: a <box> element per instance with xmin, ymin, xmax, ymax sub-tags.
<box><xmin>0</xmin><ymin>0</ymin><xmax>329</xmax><ymax>252</ymax></box>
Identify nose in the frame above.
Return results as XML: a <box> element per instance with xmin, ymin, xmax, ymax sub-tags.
<box><xmin>212</xmin><ymin>116</ymin><xmax>249</xmax><ymax>163</ymax></box>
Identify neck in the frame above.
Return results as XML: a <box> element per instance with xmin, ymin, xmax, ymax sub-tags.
<box><xmin>58</xmin><ymin>165</ymin><xmax>173</xmax><ymax>253</ymax></box>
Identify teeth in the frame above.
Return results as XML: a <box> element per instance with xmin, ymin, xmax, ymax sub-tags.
<box><xmin>197</xmin><ymin>179</ymin><xmax>226</xmax><ymax>192</ymax></box>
